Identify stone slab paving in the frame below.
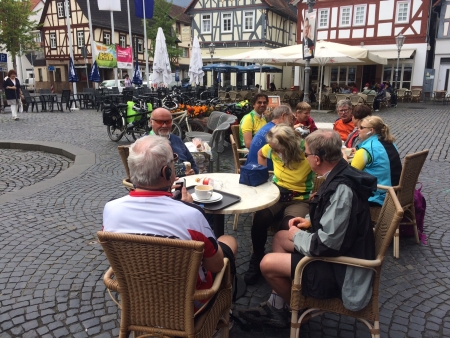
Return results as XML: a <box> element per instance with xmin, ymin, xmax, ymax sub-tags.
<box><xmin>0</xmin><ymin>102</ymin><xmax>449</xmax><ymax>338</ymax></box>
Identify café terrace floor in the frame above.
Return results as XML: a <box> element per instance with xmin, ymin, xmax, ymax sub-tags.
<box><xmin>0</xmin><ymin>100</ymin><xmax>449</xmax><ymax>338</ymax></box>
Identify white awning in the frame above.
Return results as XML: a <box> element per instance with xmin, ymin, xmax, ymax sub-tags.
<box><xmin>371</xmin><ymin>49</ymin><xmax>416</xmax><ymax>59</ymax></box>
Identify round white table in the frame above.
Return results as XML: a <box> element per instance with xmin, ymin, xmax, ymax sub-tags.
<box><xmin>185</xmin><ymin>173</ymin><xmax>280</xmax><ymax>236</ymax></box>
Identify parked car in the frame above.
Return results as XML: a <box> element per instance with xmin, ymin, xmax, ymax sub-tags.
<box><xmin>99</xmin><ymin>79</ymin><xmax>125</xmax><ymax>92</ymax></box>
<box><xmin>23</xmin><ymin>78</ymin><xmax>35</xmax><ymax>92</ymax></box>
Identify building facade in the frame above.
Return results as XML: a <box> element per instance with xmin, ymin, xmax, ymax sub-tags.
<box><xmin>37</xmin><ymin>0</ymin><xmax>191</xmax><ymax>92</ymax></box>
<box><xmin>185</xmin><ymin>0</ymin><xmax>297</xmax><ymax>89</ymax></box>
<box><xmin>294</xmin><ymin>0</ymin><xmax>431</xmax><ymax>90</ymax></box>
<box><xmin>433</xmin><ymin>0</ymin><xmax>450</xmax><ymax>92</ymax></box>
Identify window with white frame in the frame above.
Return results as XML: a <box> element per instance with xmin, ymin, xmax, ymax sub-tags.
<box><xmin>34</xmin><ymin>32</ymin><xmax>41</xmax><ymax>43</ymax></box>
<box><xmin>354</xmin><ymin>5</ymin><xmax>366</xmax><ymax>26</ymax></box>
<box><xmin>137</xmin><ymin>39</ymin><xmax>143</xmax><ymax>53</ymax></box>
<box><xmin>330</xmin><ymin>66</ymin><xmax>356</xmax><ymax>86</ymax></box>
<box><xmin>201</xmin><ymin>14</ymin><xmax>212</xmax><ymax>34</ymax></box>
<box><xmin>77</xmin><ymin>31</ymin><xmax>84</xmax><ymax>47</ymax></box>
<box><xmin>382</xmin><ymin>62</ymin><xmax>413</xmax><ymax>89</ymax></box>
<box><xmin>222</xmin><ymin>13</ymin><xmax>232</xmax><ymax>33</ymax></box>
<box><xmin>340</xmin><ymin>6</ymin><xmax>352</xmax><ymax>27</ymax></box>
<box><xmin>57</xmin><ymin>2</ymin><xmax>64</xmax><ymax>18</ymax></box>
<box><xmin>119</xmin><ymin>35</ymin><xmax>126</xmax><ymax>48</ymax></box>
<box><xmin>396</xmin><ymin>2</ymin><xmax>409</xmax><ymax>23</ymax></box>
<box><xmin>103</xmin><ymin>32</ymin><xmax>111</xmax><ymax>45</ymax></box>
<box><xmin>50</xmin><ymin>33</ymin><xmax>57</xmax><ymax>49</ymax></box>
<box><xmin>319</xmin><ymin>9</ymin><xmax>329</xmax><ymax>28</ymax></box>
<box><xmin>243</xmin><ymin>11</ymin><xmax>255</xmax><ymax>31</ymax></box>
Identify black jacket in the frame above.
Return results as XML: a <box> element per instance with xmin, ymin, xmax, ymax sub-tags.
<box><xmin>4</xmin><ymin>78</ymin><xmax>21</xmax><ymax>100</ymax></box>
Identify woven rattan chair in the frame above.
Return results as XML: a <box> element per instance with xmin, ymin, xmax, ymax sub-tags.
<box><xmin>290</xmin><ymin>187</ymin><xmax>403</xmax><ymax>338</ymax></box>
<box><xmin>365</xmin><ymin>94</ymin><xmax>376</xmax><ymax>111</ymax></box>
<box><xmin>118</xmin><ymin>145</ymin><xmax>133</xmax><ymax>190</ymax></box>
<box><xmin>98</xmin><ymin>232</ymin><xmax>232</xmax><ymax>338</ymax></box>
<box><xmin>396</xmin><ymin>88</ymin><xmax>406</xmax><ymax>102</ymax></box>
<box><xmin>410</xmin><ymin>89</ymin><xmax>422</xmax><ymax>103</ymax></box>
<box><xmin>376</xmin><ymin>149</ymin><xmax>429</xmax><ymax>258</ymax></box>
<box><xmin>328</xmin><ymin>93</ymin><xmax>337</xmax><ymax>109</ymax></box>
<box><xmin>230</xmin><ymin>134</ymin><xmax>249</xmax><ymax>230</ymax></box>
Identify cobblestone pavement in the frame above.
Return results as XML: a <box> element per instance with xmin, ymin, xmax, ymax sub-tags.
<box><xmin>0</xmin><ymin>102</ymin><xmax>449</xmax><ymax>338</ymax></box>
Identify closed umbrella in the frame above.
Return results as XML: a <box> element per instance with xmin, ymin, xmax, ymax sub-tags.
<box><xmin>89</xmin><ymin>60</ymin><xmax>101</xmax><ymax>82</ymax></box>
<box><xmin>188</xmin><ymin>36</ymin><xmax>204</xmax><ymax>86</ymax></box>
<box><xmin>132</xmin><ymin>59</ymin><xmax>142</xmax><ymax>86</ymax></box>
<box><xmin>68</xmin><ymin>57</ymin><xmax>79</xmax><ymax>82</ymax></box>
<box><xmin>221</xmin><ymin>48</ymin><xmax>286</xmax><ymax>92</ymax></box>
<box><xmin>151</xmin><ymin>27</ymin><xmax>172</xmax><ymax>87</ymax></box>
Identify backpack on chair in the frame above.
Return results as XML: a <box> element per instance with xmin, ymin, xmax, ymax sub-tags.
<box><xmin>399</xmin><ymin>183</ymin><xmax>427</xmax><ymax>245</ymax></box>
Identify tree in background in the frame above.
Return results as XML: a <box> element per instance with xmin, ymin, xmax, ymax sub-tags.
<box><xmin>146</xmin><ymin>0</ymin><xmax>182</xmax><ymax>69</ymax></box>
<box><xmin>0</xmin><ymin>0</ymin><xmax>39</xmax><ymax>70</ymax></box>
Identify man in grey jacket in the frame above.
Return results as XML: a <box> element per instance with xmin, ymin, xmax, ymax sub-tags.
<box><xmin>239</xmin><ymin>130</ymin><xmax>377</xmax><ymax>328</ymax></box>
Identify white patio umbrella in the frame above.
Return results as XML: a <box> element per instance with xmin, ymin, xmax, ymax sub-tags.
<box><xmin>151</xmin><ymin>27</ymin><xmax>172</xmax><ymax>87</ymax></box>
<box><xmin>280</xmin><ymin>47</ymin><xmax>362</xmax><ymax>109</ymax></box>
<box><xmin>188</xmin><ymin>36</ymin><xmax>204</xmax><ymax>86</ymax></box>
<box><xmin>274</xmin><ymin>40</ymin><xmax>387</xmax><ymax>65</ymax></box>
<box><xmin>221</xmin><ymin>48</ymin><xmax>287</xmax><ymax>92</ymax></box>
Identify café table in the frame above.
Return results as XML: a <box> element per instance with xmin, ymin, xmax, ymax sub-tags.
<box><xmin>185</xmin><ymin>173</ymin><xmax>280</xmax><ymax>237</ymax></box>
<box><xmin>40</xmin><ymin>94</ymin><xmax>58</xmax><ymax>112</ymax></box>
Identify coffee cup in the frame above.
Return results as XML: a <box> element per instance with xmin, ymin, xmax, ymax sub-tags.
<box><xmin>195</xmin><ymin>185</ymin><xmax>214</xmax><ymax>200</ymax></box>
<box><xmin>343</xmin><ymin>148</ymin><xmax>352</xmax><ymax>157</ymax></box>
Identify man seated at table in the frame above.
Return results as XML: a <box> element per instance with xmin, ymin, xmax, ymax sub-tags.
<box><xmin>293</xmin><ymin>102</ymin><xmax>318</xmax><ymax>135</ymax></box>
<box><xmin>245</xmin><ymin>105</ymin><xmax>294</xmax><ymax>171</ymax></box>
<box><xmin>239</xmin><ymin>130</ymin><xmax>376</xmax><ymax>327</ymax></box>
<box><xmin>239</xmin><ymin>93</ymin><xmax>268</xmax><ymax>149</ymax></box>
<box><xmin>149</xmin><ymin>107</ymin><xmax>198</xmax><ymax>177</ymax></box>
<box><xmin>103</xmin><ymin>135</ymin><xmax>238</xmax><ymax>313</ymax></box>
<box><xmin>333</xmin><ymin>99</ymin><xmax>354</xmax><ymax>142</ymax></box>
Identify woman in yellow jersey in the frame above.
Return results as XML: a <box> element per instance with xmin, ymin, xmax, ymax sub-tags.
<box><xmin>244</xmin><ymin>124</ymin><xmax>315</xmax><ymax>285</ymax></box>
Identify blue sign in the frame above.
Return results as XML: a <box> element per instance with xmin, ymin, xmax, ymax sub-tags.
<box><xmin>0</xmin><ymin>53</ymin><xmax>7</xmax><ymax>62</ymax></box>
<box><xmin>48</xmin><ymin>65</ymin><xmax>55</xmax><ymax>71</ymax></box>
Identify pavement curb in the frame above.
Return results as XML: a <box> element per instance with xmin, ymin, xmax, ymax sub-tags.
<box><xmin>0</xmin><ymin>140</ymin><xmax>96</xmax><ymax>205</ymax></box>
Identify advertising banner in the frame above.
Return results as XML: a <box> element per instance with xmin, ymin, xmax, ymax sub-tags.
<box><xmin>117</xmin><ymin>46</ymin><xmax>133</xmax><ymax>69</ymax></box>
<box><xmin>93</xmin><ymin>42</ymin><xmax>117</xmax><ymax>68</ymax></box>
<box><xmin>302</xmin><ymin>10</ymin><xmax>317</xmax><ymax>60</ymax></box>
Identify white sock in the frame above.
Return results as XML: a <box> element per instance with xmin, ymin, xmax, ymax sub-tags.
<box><xmin>268</xmin><ymin>293</ymin><xmax>285</xmax><ymax>309</ymax></box>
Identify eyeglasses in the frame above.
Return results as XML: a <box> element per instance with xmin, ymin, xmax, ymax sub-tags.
<box><xmin>359</xmin><ymin>126</ymin><xmax>371</xmax><ymax>130</ymax></box>
<box><xmin>338</xmin><ymin>109</ymin><xmax>350</xmax><ymax>113</ymax></box>
<box><xmin>173</xmin><ymin>153</ymin><xmax>179</xmax><ymax>162</ymax></box>
<box><xmin>256</xmin><ymin>101</ymin><xmax>268</xmax><ymax>105</ymax></box>
<box><xmin>151</xmin><ymin>118</ymin><xmax>172</xmax><ymax>125</ymax></box>
<box><xmin>304</xmin><ymin>152</ymin><xmax>317</xmax><ymax>158</ymax></box>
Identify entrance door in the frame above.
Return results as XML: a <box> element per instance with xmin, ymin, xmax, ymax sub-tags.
<box><xmin>437</xmin><ymin>64</ymin><xmax>450</xmax><ymax>91</ymax></box>
<box><xmin>362</xmin><ymin>65</ymin><xmax>377</xmax><ymax>88</ymax></box>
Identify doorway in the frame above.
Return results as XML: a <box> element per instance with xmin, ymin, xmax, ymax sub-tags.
<box><xmin>362</xmin><ymin>65</ymin><xmax>377</xmax><ymax>89</ymax></box>
<box><xmin>437</xmin><ymin>65</ymin><xmax>450</xmax><ymax>91</ymax></box>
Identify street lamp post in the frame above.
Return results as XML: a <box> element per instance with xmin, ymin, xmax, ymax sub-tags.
<box><xmin>208</xmin><ymin>43</ymin><xmax>215</xmax><ymax>91</ymax></box>
<box><xmin>303</xmin><ymin>0</ymin><xmax>316</xmax><ymax>103</ymax></box>
<box><xmin>395</xmin><ymin>34</ymin><xmax>405</xmax><ymax>91</ymax></box>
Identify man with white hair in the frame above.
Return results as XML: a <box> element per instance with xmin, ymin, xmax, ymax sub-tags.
<box><xmin>103</xmin><ymin>135</ymin><xmax>237</xmax><ymax>312</ymax></box>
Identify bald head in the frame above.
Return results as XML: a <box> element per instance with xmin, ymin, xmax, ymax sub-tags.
<box><xmin>151</xmin><ymin>108</ymin><xmax>173</xmax><ymax>137</ymax></box>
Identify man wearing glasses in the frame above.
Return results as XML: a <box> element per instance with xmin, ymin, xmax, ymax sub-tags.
<box><xmin>150</xmin><ymin>107</ymin><xmax>198</xmax><ymax>176</ymax></box>
<box><xmin>239</xmin><ymin>130</ymin><xmax>376</xmax><ymax>327</ymax></box>
<box><xmin>333</xmin><ymin>100</ymin><xmax>354</xmax><ymax>142</ymax></box>
<box><xmin>239</xmin><ymin>93</ymin><xmax>269</xmax><ymax>149</ymax></box>
<box><xmin>103</xmin><ymin>135</ymin><xmax>238</xmax><ymax>314</ymax></box>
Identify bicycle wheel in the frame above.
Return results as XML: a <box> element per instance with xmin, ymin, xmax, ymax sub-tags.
<box><xmin>163</xmin><ymin>99</ymin><xmax>178</xmax><ymax>111</ymax></box>
<box><xmin>171</xmin><ymin>121</ymin><xmax>183</xmax><ymax>139</ymax></box>
<box><xmin>107</xmin><ymin>116</ymin><xmax>126</xmax><ymax>142</ymax></box>
<box><xmin>187</xmin><ymin>119</ymin><xmax>207</xmax><ymax>132</ymax></box>
<box><xmin>131</xmin><ymin>120</ymin><xmax>150</xmax><ymax>140</ymax></box>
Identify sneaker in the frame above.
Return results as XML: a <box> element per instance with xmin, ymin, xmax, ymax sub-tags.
<box><xmin>374</xmin><ymin>109</ymin><xmax>379</xmax><ymax>112</ymax></box>
<box><xmin>238</xmin><ymin>301</ymin><xmax>289</xmax><ymax>328</ymax></box>
<box><xmin>14</xmin><ymin>117</ymin><xmax>19</xmax><ymax>120</ymax></box>
<box><xmin>244</xmin><ymin>253</ymin><xmax>264</xmax><ymax>285</ymax></box>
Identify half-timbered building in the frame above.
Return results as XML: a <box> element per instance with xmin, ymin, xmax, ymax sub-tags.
<box><xmin>185</xmin><ymin>0</ymin><xmax>297</xmax><ymax>89</ymax></box>
<box><xmin>294</xmin><ymin>0</ymin><xmax>432</xmax><ymax>90</ymax></box>
<box><xmin>433</xmin><ymin>0</ymin><xmax>450</xmax><ymax>92</ymax></box>
<box><xmin>37</xmin><ymin>0</ymin><xmax>191</xmax><ymax>92</ymax></box>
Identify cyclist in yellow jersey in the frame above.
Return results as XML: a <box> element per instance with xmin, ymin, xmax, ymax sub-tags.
<box><xmin>239</xmin><ymin>93</ymin><xmax>268</xmax><ymax>148</ymax></box>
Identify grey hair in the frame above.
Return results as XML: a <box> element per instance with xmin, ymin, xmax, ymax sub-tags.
<box><xmin>305</xmin><ymin>129</ymin><xmax>342</xmax><ymax>162</ymax></box>
<box><xmin>271</xmin><ymin>104</ymin><xmax>292</xmax><ymax>119</ymax></box>
<box><xmin>336</xmin><ymin>99</ymin><xmax>351</xmax><ymax>110</ymax></box>
<box><xmin>128</xmin><ymin>135</ymin><xmax>172</xmax><ymax>186</ymax></box>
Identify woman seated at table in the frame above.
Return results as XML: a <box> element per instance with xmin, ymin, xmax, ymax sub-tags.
<box><xmin>351</xmin><ymin>116</ymin><xmax>402</xmax><ymax>206</ymax></box>
<box><xmin>344</xmin><ymin>104</ymin><xmax>372</xmax><ymax>149</ymax></box>
<box><xmin>244</xmin><ymin>124</ymin><xmax>314</xmax><ymax>285</ymax></box>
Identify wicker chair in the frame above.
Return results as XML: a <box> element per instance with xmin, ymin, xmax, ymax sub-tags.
<box><xmin>118</xmin><ymin>145</ymin><xmax>133</xmax><ymax>190</ymax></box>
<box><xmin>230</xmin><ymin>134</ymin><xmax>248</xmax><ymax>230</ymax></box>
<box><xmin>376</xmin><ymin>149</ymin><xmax>429</xmax><ymax>258</ymax></box>
<box><xmin>335</xmin><ymin>94</ymin><xmax>350</xmax><ymax>103</ymax></box>
<box><xmin>290</xmin><ymin>187</ymin><xmax>403</xmax><ymax>338</ymax></box>
<box><xmin>410</xmin><ymin>89</ymin><xmax>422</xmax><ymax>103</ymax></box>
<box><xmin>365</xmin><ymin>94</ymin><xmax>376</xmax><ymax>111</ymax></box>
<box><xmin>328</xmin><ymin>93</ymin><xmax>337</xmax><ymax>110</ymax></box>
<box><xmin>396</xmin><ymin>88</ymin><xmax>407</xmax><ymax>102</ymax></box>
<box><xmin>98</xmin><ymin>232</ymin><xmax>232</xmax><ymax>338</ymax></box>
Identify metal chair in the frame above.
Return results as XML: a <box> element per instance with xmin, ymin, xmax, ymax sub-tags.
<box><xmin>54</xmin><ymin>90</ymin><xmax>74</xmax><ymax>111</ymax></box>
<box><xmin>290</xmin><ymin>187</ymin><xmax>403</xmax><ymax>338</ymax></box>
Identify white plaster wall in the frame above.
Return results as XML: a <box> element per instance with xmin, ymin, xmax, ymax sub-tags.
<box><xmin>379</xmin><ymin>0</ymin><xmax>394</xmax><ymax>21</ymax></box>
<box><xmin>433</xmin><ymin>39</ymin><xmax>450</xmax><ymax>91</ymax></box>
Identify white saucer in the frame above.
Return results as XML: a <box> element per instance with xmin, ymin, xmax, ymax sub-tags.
<box><xmin>192</xmin><ymin>192</ymin><xmax>223</xmax><ymax>203</ymax></box>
